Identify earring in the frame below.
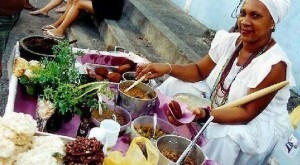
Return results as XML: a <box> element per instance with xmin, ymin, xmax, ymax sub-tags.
<box><xmin>271</xmin><ymin>26</ymin><xmax>275</xmax><ymax>32</ymax></box>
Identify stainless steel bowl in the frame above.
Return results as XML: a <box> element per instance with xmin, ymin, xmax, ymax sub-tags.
<box><xmin>156</xmin><ymin>135</ymin><xmax>205</xmax><ymax>165</ymax></box>
<box><xmin>91</xmin><ymin>103</ymin><xmax>132</xmax><ymax>134</ymax></box>
<box><xmin>130</xmin><ymin>115</ymin><xmax>177</xmax><ymax>143</ymax></box>
<box><xmin>118</xmin><ymin>80</ymin><xmax>157</xmax><ymax>119</ymax></box>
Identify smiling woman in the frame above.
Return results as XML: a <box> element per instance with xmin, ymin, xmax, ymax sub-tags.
<box><xmin>134</xmin><ymin>0</ymin><xmax>295</xmax><ymax>164</ymax></box>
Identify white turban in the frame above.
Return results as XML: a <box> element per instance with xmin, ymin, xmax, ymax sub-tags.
<box><xmin>259</xmin><ymin>0</ymin><xmax>290</xmax><ymax>24</ymax></box>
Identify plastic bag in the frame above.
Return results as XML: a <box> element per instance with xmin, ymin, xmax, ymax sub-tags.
<box><xmin>103</xmin><ymin>137</ymin><xmax>159</xmax><ymax>165</ymax></box>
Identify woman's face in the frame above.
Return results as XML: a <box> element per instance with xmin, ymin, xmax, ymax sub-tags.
<box><xmin>238</xmin><ymin>0</ymin><xmax>274</xmax><ymax>43</ymax></box>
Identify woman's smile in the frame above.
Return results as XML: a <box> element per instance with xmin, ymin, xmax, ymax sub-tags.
<box><xmin>240</xmin><ymin>28</ymin><xmax>253</xmax><ymax>36</ymax></box>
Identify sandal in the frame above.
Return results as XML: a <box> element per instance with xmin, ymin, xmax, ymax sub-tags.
<box><xmin>42</xmin><ymin>25</ymin><xmax>56</xmax><ymax>31</ymax></box>
<box><xmin>43</xmin><ymin>30</ymin><xmax>65</xmax><ymax>40</ymax></box>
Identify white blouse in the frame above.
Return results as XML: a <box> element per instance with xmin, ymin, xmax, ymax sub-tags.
<box><xmin>205</xmin><ymin>30</ymin><xmax>295</xmax><ymax>154</ymax></box>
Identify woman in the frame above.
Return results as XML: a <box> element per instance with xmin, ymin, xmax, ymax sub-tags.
<box><xmin>42</xmin><ymin>0</ymin><xmax>124</xmax><ymax>39</ymax></box>
<box><xmin>135</xmin><ymin>0</ymin><xmax>295</xmax><ymax>164</ymax></box>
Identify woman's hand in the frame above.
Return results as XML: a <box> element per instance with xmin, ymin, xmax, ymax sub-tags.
<box><xmin>166</xmin><ymin>107</ymin><xmax>207</xmax><ymax>126</ymax></box>
<box><xmin>135</xmin><ymin>63</ymin><xmax>172</xmax><ymax>80</ymax></box>
<box><xmin>192</xmin><ymin>107</ymin><xmax>206</xmax><ymax>122</ymax></box>
<box><xmin>166</xmin><ymin>107</ymin><xmax>183</xmax><ymax>126</ymax></box>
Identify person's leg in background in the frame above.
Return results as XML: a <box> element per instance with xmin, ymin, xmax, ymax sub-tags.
<box><xmin>0</xmin><ymin>13</ymin><xmax>20</xmax><ymax>77</ymax></box>
<box><xmin>30</xmin><ymin>0</ymin><xmax>64</xmax><ymax>16</ymax></box>
<box><xmin>55</xmin><ymin>0</ymin><xmax>72</xmax><ymax>13</ymax></box>
<box><xmin>44</xmin><ymin>0</ymin><xmax>93</xmax><ymax>38</ymax></box>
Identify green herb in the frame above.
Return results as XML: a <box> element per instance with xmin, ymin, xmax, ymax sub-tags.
<box><xmin>31</xmin><ymin>40</ymin><xmax>80</xmax><ymax>89</ymax></box>
<box><xmin>43</xmin><ymin>81</ymin><xmax>113</xmax><ymax>115</ymax></box>
<box><xmin>19</xmin><ymin>40</ymin><xmax>114</xmax><ymax>118</ymax></box>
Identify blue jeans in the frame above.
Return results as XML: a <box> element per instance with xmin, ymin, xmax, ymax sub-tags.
<box><xmin>0</xmin><ymin>12</ymin><xmax>20</xmax><ymax>76</ymax></box>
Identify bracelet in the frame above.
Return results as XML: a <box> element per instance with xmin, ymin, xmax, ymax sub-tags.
<box><xmin>166</xmin><ymin>63</ymin><xmax>172</xmax><ymax>74</ymax></box>
<box><xmin>197</xmin><ymin>107</ymin><xmax>211</xmax><ymax>123</ymax></box>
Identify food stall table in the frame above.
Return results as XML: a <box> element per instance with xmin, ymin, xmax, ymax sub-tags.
<box><xmin>5</xmin><ymin>42</ymin><xmax>218</xmax><ymax>165</ymax></box>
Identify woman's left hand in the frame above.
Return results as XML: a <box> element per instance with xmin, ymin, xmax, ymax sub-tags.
<box><xmin>192</xmin><ymin>107</ymin><xmax>206</xmax><ymax>122</ymax></box>
<box><xmin>166</xmin><ymin>107</ymin><xmax>184</xmax><ymax>126</ymax></box>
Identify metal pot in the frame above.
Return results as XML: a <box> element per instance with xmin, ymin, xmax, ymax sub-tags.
<box><xmin>156</xmin><ymin>135</ymin><xmax>205</xmax><ymax>165</ymax></box>
<box><xmin>19</xmin><ymin>35</ymin><xmax>58</xmax><ymax>60</ymax></box>
<box><xmin>122</xmin><ymin>71</ymin><xmax>150</xmax><ymax>85</ymax></box>
<box><xmin>118</xmin><ymin>80</ymin><xmax>157</xmax><ymax>119</ymax></box>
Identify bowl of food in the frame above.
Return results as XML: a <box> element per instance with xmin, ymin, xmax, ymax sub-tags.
<box><xmin>91</xmin><ymin>103</ymin><xmax>131</xmax><ymax>134</ymax></box>
<box><xmin>19</xmin><ymin>35</ymin><xmax>59</xmax><ymax>60</ymax></box>
<box><xmin>156</xmin><ymin>135</ymin><xmax>205</xmax><ymax>165</ymax></box>
<box><xmin>173</xmin><ymin>93</ymin><xmax>213</xmax><ymax>109</ymax></box>
<box><xmin>130</xmin><ymin>116</ymin><xmax>177</xmax><ymax>143</ymax></box>
<box><xmin>118</xmin><ymin>80</ymin><xmax>157</xmax><ymax>119</ymax></box>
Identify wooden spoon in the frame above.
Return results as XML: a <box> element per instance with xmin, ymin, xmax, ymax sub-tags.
<box><xmin>215</xmin><ymin>80</ymin><xmax>289</xmax><ymax>110</ymax></box>
<box><xmin>124</xmin><ymin>74</ymin><xmax>147</xmax><ymax>92</ymax></box>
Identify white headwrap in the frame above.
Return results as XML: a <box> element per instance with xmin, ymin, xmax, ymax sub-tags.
<box><xmin>259</xmin><ymin>0</ymin><xmax>290</xmax><ymax>24</ymax></box>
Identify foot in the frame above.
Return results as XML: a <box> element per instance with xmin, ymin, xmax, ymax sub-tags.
<box><xmin>42</xmin><ymin>25</ymin><xmax>56</xmax><ymax>31</ymax></box>
<box><xmin>24</xmin><ymin>3</ymin><xmax>38</xmax><ymax>11</ymax></box>
<box><xmin>30</xmin><ymin>10</ymin><xmax>48</xmax><ymax>17</ymax></box>
<box><xmin>55</xmin><ymin>6</ymin><xmax>66</xmax><ymax>13</ymax></box>
<box><xmin>43</xmin><ymin>29</ymin><xmax>65</xmax><ymax>39</ymax></box>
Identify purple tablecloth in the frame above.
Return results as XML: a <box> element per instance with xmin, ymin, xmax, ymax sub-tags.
<box><xmin>14</xmin><ymin>85</ymin><xmax>218</xmax><ymax>165</ymax></box>
<box><xmin>14</xmin><ymin>84</ymin><xmax>193</xmax><ymax>146</ymax></box>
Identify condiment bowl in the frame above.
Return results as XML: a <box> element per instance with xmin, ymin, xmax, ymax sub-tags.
<box><xmin>91</xmin><ymin>103</ymin><xmax>131</xmax><ymax>134</ymax></box>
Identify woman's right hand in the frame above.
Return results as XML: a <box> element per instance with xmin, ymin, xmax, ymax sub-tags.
<box><xmin>135</xmin><ymin>63</ymin><xmax>172</xmax><ymax>80</ymax></box>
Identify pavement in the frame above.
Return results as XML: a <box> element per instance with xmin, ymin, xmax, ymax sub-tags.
<box><xmin>0</xmin><ymin>0</ymin><xmax>299</xmax><ymax>116</ymax></box>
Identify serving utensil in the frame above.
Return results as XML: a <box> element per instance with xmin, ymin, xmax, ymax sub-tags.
<box><xmin>97</xmin><ymin>93</ymin><xmax>103</xmax><ymax>115</ymax></box>
<box><xmin>176</xmin><ymin>116</ymin><xmax>214</xmax><ymax>164</ymax></box>
<box><xmin>112</xmin><ymin>92</ymin><xmax>118</xmax><ymax>121</ymax></box>
<box><xmin>124</xmin><ymin>74</ymin><xmax>147</xmax><ymax>92</ymax></box>
<box><xmin>152</xmin><ymin>113</ymin><xmax>158</xmax><ymax>140</ymax></box>
<box><xmin>215</xmin><ymin>80</ymin><xmax>289</xmax><ymax>110</ymax></box>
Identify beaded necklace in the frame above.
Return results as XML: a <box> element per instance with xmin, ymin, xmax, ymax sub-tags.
<box><xmin>209</xmin><ymin>38</ymin><xmax>274</xmax><ymax>108</ymax></box>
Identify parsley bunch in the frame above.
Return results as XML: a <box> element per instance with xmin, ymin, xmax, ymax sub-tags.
<box><xmin>31</xmin><ymin>40</ymin><xmax>82</xmax><ymax>89</ymax></box>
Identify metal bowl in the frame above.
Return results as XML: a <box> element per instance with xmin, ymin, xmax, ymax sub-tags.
<box><xmin>130</xmin><ymin>115</ymin><xmax>177</xmax><ymax>143</ymax></box>
<box><xmin>156</xmin><ymin>135</ymin><xmax>205</xmax><ymax>165</ymax></box>
<box><xmin>118</xmin><ymin>80</ymin><xmax>157</xmax><ymax>119</ymax></box>
<box><xmin>122</xmin><ymin>71</ymin><xmax>150</xmax><ymax>85</ymax></box>
<box><xmin>91</xmin><ymin>103</ymin><xmax>131</xmax><ymax>134</ymax></box>
<box><xmin>19</xmin><ymin>35</ymin><xmax>58</xmax><ymax>60</ymax></box>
